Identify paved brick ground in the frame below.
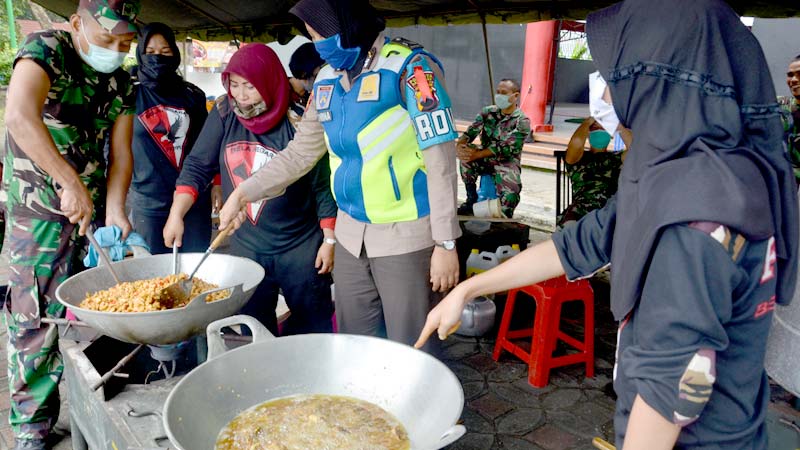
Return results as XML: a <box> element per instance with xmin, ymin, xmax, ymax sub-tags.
<box><xmin>439</xmin><ymin>276</ymin><xmax>618</xmax><ymax>450</ymax></box>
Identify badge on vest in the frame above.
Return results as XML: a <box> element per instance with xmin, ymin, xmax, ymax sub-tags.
<box><xmin>316</xmin><ymin>85</ymin><xmax>334</xmax><ymax>111</ymax></box>
<box><xmin>357</xmin><ymin>73</ymin><xmax>381</xmax><ymax>102</ymax></box>
<box><xmin>407</xmin><ymin>66</ymin><xmax>440</xmax><ymax>112</ymax></box>
<box><xmin>318</xmin><ymin>110</ymin><xmax>333</xmax><ymax>123</ymax></box>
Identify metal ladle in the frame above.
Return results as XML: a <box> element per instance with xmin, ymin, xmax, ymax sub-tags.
<box><xmin>85</xmin><ymin>228</ymin><xmax>122</xmax><ymax>285</ymax></box>
<box><xmin>158</xmin><ymin>222</ymin><xmax>234</xmax><ymax>305</ymax></box>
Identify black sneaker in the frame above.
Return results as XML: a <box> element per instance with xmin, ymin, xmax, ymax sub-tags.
<box><xmin>14</xmin><ymin>438</ymin><xmax>46</xmax><ymax>450</ymax></box>
<box><xmin>457</xmin><ymin>202</ymin><xmax>474</xmax><ymax>216</ymax></box>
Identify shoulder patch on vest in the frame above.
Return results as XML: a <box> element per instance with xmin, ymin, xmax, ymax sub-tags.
<box><xmin>688</xmin><ymin>221</ymin><xmax>747</xmax><ymax>262</ymax></box>
<box><xmin>407</xmin><ymin>66</ymin><xmax>439</xmax><ymax>112</ymax></box>
<box><xmin>316</xmin><ymin>84</ymin><xmax>334</xmax><ymax>111</ymax></box>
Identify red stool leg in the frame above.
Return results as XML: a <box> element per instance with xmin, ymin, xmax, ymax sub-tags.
<box><xmin>550</xmin><ymin>295</ymin><xmax>565</xmax><ymax>356</ymax></box>
<box><xmin>529</xmin><ymin>295</ymin><xmax>556</xmax><ymax>388</ymax></box>
<box><xmin>583</xmin><ymin>294</ymin><xmax>595</xmax><ymax>378</ymax></box>
<box><xmin>493</xmin><ymin>288</ymin><xmax>518</xmax><ymax>361</ymax></box>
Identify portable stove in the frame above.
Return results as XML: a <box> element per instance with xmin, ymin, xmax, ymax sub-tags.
<box><xmin>62</xmin><ymin>335</ymin><xmax>204</xmax><ymax>450</ymax></box>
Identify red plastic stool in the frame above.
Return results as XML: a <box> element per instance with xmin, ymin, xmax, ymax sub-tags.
<box><xmin>492</xmin><ymin>275</ymin><xmax>595</xmax><ymax>388</ymax></box>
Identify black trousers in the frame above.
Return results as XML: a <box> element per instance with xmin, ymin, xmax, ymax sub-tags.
<box><xmin>130</xmin><ymin>202</ymin><xmax>212</xmax><ymax>254</ymax></box>
<box><xmin>229</xmin><ymin>234</ymin><xmax>333</xmax><ymax>336</ymax></box>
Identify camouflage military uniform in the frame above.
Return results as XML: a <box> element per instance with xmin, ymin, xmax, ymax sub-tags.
<box><xmin>557</xmin><ymin>150</ymin><xmax>623</xmax><ymax>227</ymax></box>
<box><xmin>1</xmin><ymin>25</ymin><xmax>135</xmax><ymax>440</ymax></box>
<box><xmin>778</xmin><ymin>96</ymin><xmax>800</xmax><ymax>184</ymax></box>
<box><xmin>460</xmin><ymin>106</ymin><xmax>531</xmax><ymax>218</ymax></box>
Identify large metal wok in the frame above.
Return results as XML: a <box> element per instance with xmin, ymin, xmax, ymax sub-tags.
<box><xmin>164</xmin><ymin>315</ymin><xmax>467</xmax><ymax>450</ymax></box>
<box><xmin>55</xmin><ymin>253</ymin><xmax>265</xmax><ymax>345</ymax></box>
<box><xmin>765</xmin><ymin>192</ymin><xmax>800</xmax><ymax>398</ymax></box>
<box><xmin>765</xmin><ymin>265</ymin><xmax>800</xmax><ymax>397</ymax></box>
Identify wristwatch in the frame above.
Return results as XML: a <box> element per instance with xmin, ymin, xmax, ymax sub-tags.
<box><xmin>436</xmin><ymin>240</ymin><xmax>456</xmax><ymax>251</ymax></box>
<box><xmin>324</xmin><ymin>238</ymin><xmax>337</xmax><ymax>245</ymax></box>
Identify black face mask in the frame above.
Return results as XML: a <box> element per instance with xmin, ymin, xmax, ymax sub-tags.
<box><xmin>139</xmin><ymin>54</ymin><xmax>180</xmax><ymax>82</ymax></box>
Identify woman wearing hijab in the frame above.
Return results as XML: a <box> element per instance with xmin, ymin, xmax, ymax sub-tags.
<box><xmin>129</xmin><ymin>23</ymin><xmax>211</xmax><ymax>254</ymax></box>
<box><xmin>163</xmin><ymin>44</ymin><xmax>337</xmax><ymax>336</ymax></box>
<box><xmin>217</xmin><ymin>0</ymin><xmax>461</xmax><ymax>349</ymax></box>
<box><xmin>418</xmin><ymin>0</ymin><xmax>798</xmax><ymax>448</ymax></box>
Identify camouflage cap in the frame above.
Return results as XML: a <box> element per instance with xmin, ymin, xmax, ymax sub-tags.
<box><xmin>79</xmin><ymin>0</ymin><xmax>140</xmax><ymax>35</ymax></box>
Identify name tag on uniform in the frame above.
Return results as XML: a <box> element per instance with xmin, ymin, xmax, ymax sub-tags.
<box><xmin>318</xmin><ymin>110</ymin><xmax>333</xmax><ymax>123</ymax></box>
<box><xmin>357</xmin><ymin>73</ymin><xmax>381</xmax><ymax>102</ymax></box>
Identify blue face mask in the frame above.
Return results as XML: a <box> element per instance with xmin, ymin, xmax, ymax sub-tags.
<box><xmin>78</xmin><ymin>19</ymin><xmax>127</xmax><ymax>73</ymax></box>
<box><xmin>588</xmin><ymin>129</ymin><xmax>612</xmax><ymax>150</ymax></box>
<box><xmin>314</xmin><ymin>34</ymin><xmax>360</xmax><ymax>70</ymax></box>
<box><xmin>494</xmin><ymin>94</ymin><xmax>512</xmax><ymax>110</ymax></box>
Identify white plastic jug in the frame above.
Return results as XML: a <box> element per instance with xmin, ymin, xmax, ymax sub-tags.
<box><xmin>466</xmin><ymin>249</ymin><xmax>500</xmax><ymax>278</ymax></box>
<box><xmin>473</xmin><ymin>198</ymin><xmax>503</xmax><ymax>218</ymax></box>
<box><xmin>496</xmin><ymin>244</ymin><xmax>521</xmax><ymax>263</ymax></box>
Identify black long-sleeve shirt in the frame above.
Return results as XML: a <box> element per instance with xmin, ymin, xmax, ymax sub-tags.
<box><xmin>130</xmin><ymin>81</ymin><xmax>209</xmax><ymax>214</ymax></box>
<box><xmin>553</xmin><ymin>198</ymin><xmax>776</xmax><ymax>449</ymax></box>
<box><xmin>177</xmin><ymin>96</ymin><xmax>337</xmax><ymax>254</ymax></box>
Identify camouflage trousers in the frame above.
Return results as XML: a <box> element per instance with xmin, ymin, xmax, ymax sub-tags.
<box><xmin>460</xmin><ymin>159</ymin><xmax>522</xmax><ymax>218</ymax></box>
<box><xmin>4</xmin><ymin>215</ymin><xmax>75</xmax><ymax>440</ymax></box>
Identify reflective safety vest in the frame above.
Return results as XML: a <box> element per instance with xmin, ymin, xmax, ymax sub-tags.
<box><xmin>313</xmin><ymin>39</ymin><xmax>456</xmax><ymax>224</ymax></box>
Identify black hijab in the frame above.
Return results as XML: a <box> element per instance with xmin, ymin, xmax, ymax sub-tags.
<box><xmin>586</xmin><ymin>0</ymin><xmax>798</xmax><ymax>320</ymax></box>
<box><xmin>136</xmin><ymin>22</ymin><xmax>183</xmax><ymax>91</ymax></box>
<box><xmin>290</xmin><ymin>0</ymin><xmax>385</xmax><ymax>78</ymax></box>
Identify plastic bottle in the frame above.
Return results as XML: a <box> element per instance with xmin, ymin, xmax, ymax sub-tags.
<box><xmin>477</xmin><ymin>174</ymin><xmax>498</xmax><ymax>202</ymax></box>
<box><xmin>496</xmin><ymin>244</ymin><xmax>521</xmax><ymax>263</ymax></box>
<box><xmin>466</xmin><ymin>249</ymin><xmax>500</xmax><ymax>278</ymax></box>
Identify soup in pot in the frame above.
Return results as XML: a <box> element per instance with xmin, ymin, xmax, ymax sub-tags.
<box><xmin>215</xmin><ymin>394</ymin><xmax>410</xmax><ymax>450</ymax></box>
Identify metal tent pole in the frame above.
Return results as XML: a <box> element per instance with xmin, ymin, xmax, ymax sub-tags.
<box><xmin>480</xmin><ymin>15</ymin><xmax>495</xmax><ymax>99</ymax></box>
<box><xmin>6</xmin><ymin>0</ymin><xmax>18</xmax><ymax>50</ymax></box>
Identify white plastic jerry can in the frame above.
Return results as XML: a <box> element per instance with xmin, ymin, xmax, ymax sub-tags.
<box><xmin>496</xmin><ymin>244</ymin><xmax>521</xmax><ymax>264</ymax></box>
<box><xmin>466</xmin><ymin>249</ymin><xmax>500</xmax><ymax>278</ymax></box>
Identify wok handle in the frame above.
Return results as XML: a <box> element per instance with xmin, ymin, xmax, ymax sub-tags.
<box><xmin>434</xmin><ymin>424</ymin><xmax>466</xmax><ymax>448</ymax></box>
<box><xmin>210</xmin><ymin>222</ymin><xmax>235</xmax><ymax>251</ymax></box>
<box><xmin>206</xmin><ymin>314</ymin><xmax>275</xmax><ymax>360</ymax></box>
<box><xmin>184</xmin><ymin>284</ymin><xmax>243</xmax><ymax>309</ymax></box>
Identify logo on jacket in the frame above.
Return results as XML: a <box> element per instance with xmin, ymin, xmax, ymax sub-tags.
<box><xmin>138</xmin><ymin>105</ymin><xmax>191</xmax><ymax>169</ymax></box>
<box><xmin>223</xmin><ymin>141</ymin><xmax>277</xmax><ymax>224</ymax></box>
<box><xmin>406</xmin><ymin>67</ymin><xmax>439</xmax><ymax>112</ymax></box>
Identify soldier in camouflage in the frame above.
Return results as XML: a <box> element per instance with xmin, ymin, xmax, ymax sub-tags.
<box><xmin>1</xmin><ymin>0</ymin><xmax>139</xmax><ymax>447</ymax></box>
<box><xmin>557</xmin><ymin>117</ymin><xmax>628</xmax><ymax>228</ymax></box>
<box><xmin>779</xmin><ymin>54</ymin><xmax>800</xmax><ymax>185</ymax></box>
<box><xmin>457</xmin><ymin>79</ymin><xmax>531</xmax><ymax>218</ymax></box>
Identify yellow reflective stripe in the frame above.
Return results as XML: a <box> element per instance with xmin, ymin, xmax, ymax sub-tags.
<box><xmin>361</xmin><ymin>119</ymin><xmax>414</xmax><ymax>163</ymax></box>
<box><xmin>360</xmin><ymin>124</ymin><xmax>421</xmax><ymax>223</ymax></box>
<box><xmin>358</xmin><ymin>107</ymin><xmax>407</xmax><ymax>150</ymax></box>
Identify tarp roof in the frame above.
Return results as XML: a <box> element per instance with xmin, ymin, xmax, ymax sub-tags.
<box><xmin>32</xmin><ymin>0</ymin><xmax>800</xmax><ymax>42</ymax></box>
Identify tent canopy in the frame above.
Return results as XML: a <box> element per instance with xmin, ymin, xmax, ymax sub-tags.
<box><xmin>31</xmin><ymin>0</ymin><xmax>800</xmax><ymax>42</ymax></box>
